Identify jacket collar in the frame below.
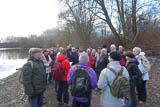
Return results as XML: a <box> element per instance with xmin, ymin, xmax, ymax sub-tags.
<box><xmin>28</xmin><ymin>56</ymin><xmax>40</xmax><ymax>62</ymax></box>
<box><xmin>108</xmin><ymin>61</ymin><xmax>120</xmax><ymax>67</ymax></box>
<box><xmin>78</xmin><ymin>62</ymin><xmax>88</xmax><ymax>67</ymax></box>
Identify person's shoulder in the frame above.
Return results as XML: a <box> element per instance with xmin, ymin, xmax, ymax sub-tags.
<box><xmin>101</xmin><ymin>67</ymin><xmax>111</xmax><ymax>75</ymax></box>
<box><xmin>23</xmin><ymin>61</ymin><xmax>31</xmax><ymax>66</ymax></box>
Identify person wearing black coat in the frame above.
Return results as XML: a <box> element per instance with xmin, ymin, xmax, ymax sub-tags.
<box><xmin>125</xmin><ymin>52</ymin><xmax>142</xmax><ymax>107</ymax></box>
<box><xmin>71</xmin><ymin>47</ymin><xmax>79</xmax><ymax>65</ymax></box>
<box><xmin>96</xmin><ymin>48</ymin><xmax>109</xmax><ymax>79</ymax></box>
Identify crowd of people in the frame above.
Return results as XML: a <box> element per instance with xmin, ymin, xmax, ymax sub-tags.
<box><xmin>22</xmin><ymin>44</ymin><xmax>151</xmax><ymax>107</ymax></box>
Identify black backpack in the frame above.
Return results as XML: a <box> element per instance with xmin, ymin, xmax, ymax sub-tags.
<box><xmin>71</xmin><ymin>65</ymin><xmax>91</xmax><ymax>98</ymax></box>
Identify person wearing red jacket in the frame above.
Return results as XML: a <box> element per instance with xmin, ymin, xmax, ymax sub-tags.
<box><xmin>56</xmin><ymin>50</ymin><xmax>71</xmax><ymax>107</ymax></box>
<box><xmin>87</xmin><ymin>48</ymin><xmax>95</xmax><ymax>68</ymax></box>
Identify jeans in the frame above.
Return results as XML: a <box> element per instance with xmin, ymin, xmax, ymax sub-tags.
<box><xmin>28</xmin><ymin>93</ymin><xmax>43</xmax><ymax>107</ymax></box>
<box><xmin>72</xmin><ymin>100</ymin><xmax>90</xmax><ymax>107</ymax></box>
<box><xmin>136</xmin><ymin>80</ymin><xmax>147</xmax><ymax>102</ymax></box>
<box><xmin>57</xmin><ymin>81</ymin><xmax>69</xmax><ymax>104</ymax></box>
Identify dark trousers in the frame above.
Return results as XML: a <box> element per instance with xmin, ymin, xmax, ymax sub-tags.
<box><xmin>136</xmin><ymin>80</ymin><xmax>147</xmax><ymax>102</ymax></box>
<box><xmin>130</xmin><ymin>84</ymin><xmax>137</xmax><ymax>107</ymax></box>
<box><xmin>54</xmin><ymin>80</ymin><xmax>60</xmax><ymax>93</ymax></box>
<box><xmin>72</xmin><ymin>100</ymin><xmax>90</xmax><ymax>107</ymax></box>
<box><xmin>57</xmin><ymin>81</ymin><xmax>69</xmax><ymax>104</ymax></box>
<box><xmin>46</xmin><ymin>73</ymin><xmax>52</xmax><ymax>83</ymax></box>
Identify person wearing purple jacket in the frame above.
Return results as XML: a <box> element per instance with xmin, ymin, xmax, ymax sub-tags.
<box><xmin>68</xmin><ymin>52</ymin><xmax>98</xmax><ymax>107</ymax></box>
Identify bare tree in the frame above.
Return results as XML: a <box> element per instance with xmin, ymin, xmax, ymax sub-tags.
<box><xmin>58</xmin><ymin>0</ymin><xmax>98</xmax><ymax>46</ymax></box>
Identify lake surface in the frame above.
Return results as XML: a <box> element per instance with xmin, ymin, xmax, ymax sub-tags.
<box><xmin>0</xmin><ymin>48</ymin><xmax>28</xmax><ymax>79</ymax></box>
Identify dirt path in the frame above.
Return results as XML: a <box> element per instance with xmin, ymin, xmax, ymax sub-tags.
<box><xmin>0</xmin><ymin>56</ymin><xmax>160</xmax><ymax>107</ymax></box>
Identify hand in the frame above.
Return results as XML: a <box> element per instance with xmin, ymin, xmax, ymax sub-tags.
<box><xmin>29</xmin><ymin>95</ymin><xmax>36</xmax><ymax>99</ymax></box>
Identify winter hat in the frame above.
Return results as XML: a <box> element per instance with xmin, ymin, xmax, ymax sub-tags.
<box><xmin>42</xmin><ymin>49</ymin><xmax>47</xmax><ymax>54</ymax></box>
<box><xmin>102</xmin><ymin>44</ymin><xmax>107</xmax><ymax>49</ymax></box>
<box><xmin>29</xmin><ymin>48</ymin><xmax>42</xmax><ymax>56</ymax></box>
<box><xmin>79</xmin><ymin>52</ymin><xmax>89</xmax><ymax>63</ymax></box>
<box><xmin>125</xmin><ymin>51</ymin><xmax>135</xmax><ymax>59</ymax></box>
<box><xmin>110</xmin><ymin>51</ymin><xmax>121</xmax><ymax>61</ymax></box>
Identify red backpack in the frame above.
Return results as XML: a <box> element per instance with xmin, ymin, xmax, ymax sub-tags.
<box><xmin>51</xmin><ymin>61</ymin><xmax>64</xmax><ymax>80</ymax></box>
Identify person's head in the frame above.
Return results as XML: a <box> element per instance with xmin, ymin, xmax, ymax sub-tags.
<box><xmin>87</xmin><ymin>48</ymin><xmax>91</xmax><ymax>54</ymax></box>
<box><xmin>77</xmin><ymin>48</ymin><xmax>79</xmax><ymax>52</ymax></box>
<box><xmin>29</xmin><ymin>48</ymin><xmax>42</xmax><ymax>60</ymax></box>
<box><xmin>102</xmin><ymin>44</ymin><xmax>107</xmax><ymax>49</ymax></box>
<box><xmin>133</xmin><ymin>47</ymin><xmax>141</xmax><ymax>56</ymax></box>
<box><xmin>79</xmin><ymin>52</ymin><xmax>89</xmax><ymax>63</ymax></box>
<box><xmin>61</xmin><ymin>49</ymin><xmax>67</xmax><ymax>56</ymax></box>
<box><xmin>92</xmin><ymin>49</ymin><xmax>96</xmax><ymax>56</ymax></box>
<box><xmin>72</xmin><ymin>47</ymin><xmax>76</xmax><ymax>52</ymax></box>
<box><xmin>118</xmin><ymin>45</ymin><xmax>124</xmax><ymax>53</ymax></box>
<box><xmin>100</xmin><ymin>48</ymin><xmax>107</xmax><ymax>56</ymax></box>
<box><xmin>125</xmin><ymin>51</ymin><xmax>135</xmax><ymax>61</ymax></box>
<box><xmin>42</xmin><ymin>49</ymin><xmax>48</xmax><ymax>56</ymax></box>
<box><xmin>79</xmin><ymin>47</ymin><xmax>84</xmax><ymax>52</ymax></box>
<box><xmin>49</xmin><ymin>50</ymin><xmax>55</xmax><ymax>56</ymax></box>
<box><xmin>108</xmin><ymin>51</ymin><xmax>121</xmax><ymax>62</ymax></box>
<box><xmin>110</xmin><ymin>44</ymin><xmax>116</xmax><ymax>52</ymax></box>
<box><xmin>67</xmin><ymin>44</ymin><xmax>72</xmax><ymax>49</ymax></box>
<box><xmin>59</xmin><ymin>47</ymin><xmax>64</xmax><ymax>53</ymax></box>
<box><xmin>97</xmin><ymin>47</ymin><xmax>102</xmax><ymax>54</ymax></box>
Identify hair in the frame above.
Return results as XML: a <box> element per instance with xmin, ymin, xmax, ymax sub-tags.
<box><xmin>110</xmin><ymin>44</ymin><xmax>116</xmax><ymax>49</ymax></box>
<box><xmin>101</xmin><ymin>48</ymin><xmax>107</xmax><ymax>55</ymax></box>
<box><xmin>119</xmin><ymin>45</ymin><xmax>123</xmax><ymax>49</ymax></box>
<box><xmin>133</xmin><ymin>47</ymin><xmax>141</xmax><ymax>53</ymax></box>
<box><xmin>87</xmin><ymin>48</ymin><xmax>91</xmax><ymax>53</ymax></box>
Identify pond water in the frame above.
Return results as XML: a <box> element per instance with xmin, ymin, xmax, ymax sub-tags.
<box><xmin>0</xmin><ymin>48</ymin><xmax>28</xmax><ymax>79</ymax></box>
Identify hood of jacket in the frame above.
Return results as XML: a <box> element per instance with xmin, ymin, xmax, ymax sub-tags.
<box><xmin>57</xmin><ymin>54</ymin><xmax>67</xmax><ymax>62</ymax></box>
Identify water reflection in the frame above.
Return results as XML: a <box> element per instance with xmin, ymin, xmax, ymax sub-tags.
<box><xmin>0</xmin><ymin>48</ymin><xmax>28</xmax><ymax>79</ymax></box>
<box><xmin>0</xmin><ymin>48</ymin><xmax>28</xmax><ymax>59</ymax></box>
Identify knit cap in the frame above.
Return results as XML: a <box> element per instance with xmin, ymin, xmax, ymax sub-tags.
<box><xmin>110</xmin><ymin>51</ymin><xmax>121</xmax><ymax>61</ymax></box>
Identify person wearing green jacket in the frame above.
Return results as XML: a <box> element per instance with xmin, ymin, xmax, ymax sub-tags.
<box><xmin>22</xmin><ymin>48</ymin><xmax>47</xmax><ymax>107</ymax></box>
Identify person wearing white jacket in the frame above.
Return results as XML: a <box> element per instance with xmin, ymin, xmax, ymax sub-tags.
<box><xmin>42</xmin><ymin>49</ymin><xmax>52</xmax><ymax>83</ymax></box>
<box><xmin>133</xmin><ymin>47</ymin><xmax>150</xmax><ymax>103</ymax></box>
<box><xmin>97</xmin><ymin>51</ymin><xmax>129</xmax><ymax>107</ymax></box>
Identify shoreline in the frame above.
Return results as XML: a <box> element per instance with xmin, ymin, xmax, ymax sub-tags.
<box><xmin>0</xmin><ymin>71</ymin><xmax>28</xmax><ymax>107</ymax></box>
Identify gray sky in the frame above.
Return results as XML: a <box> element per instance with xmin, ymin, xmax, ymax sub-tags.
<box><xmin>0</xmin><ymin>0</ymin><xmax>59</xmax><ymax>38</ymax></box>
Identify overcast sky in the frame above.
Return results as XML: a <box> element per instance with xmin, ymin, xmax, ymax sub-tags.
<box><xmin>0</xmin><ymin>0</ymin><xmax>59</xmax><ymax>38</ymax></box>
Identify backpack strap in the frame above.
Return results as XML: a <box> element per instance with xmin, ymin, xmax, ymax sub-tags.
<box><xmin>28</xmin><ymin>61</ymin><xmax>34</xmax><ymax>71</ymax></box>
<box><xmin>107</xmin><ymin>66</ymin><xmax>124</xmax><ymax>76</ymax></box>
<box><xmin>107</xmin><ymin>67</ymin><xmax>118</xmax><ymax>76</ymax></box>
<box><xmin>107</xmin><ymin>66</ymin><xmax>124</xmax><ymax>87</ymax></box>
<box><xmin>118</xmin><ymin>67</ymin><xmax>124</xmax><ymax>76</ymax></box>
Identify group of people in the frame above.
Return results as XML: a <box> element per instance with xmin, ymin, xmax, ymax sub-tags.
<box><xmin>22</xmin><ymin>44</ymin><xmax>151</xmax><ymax>107</ymax></box>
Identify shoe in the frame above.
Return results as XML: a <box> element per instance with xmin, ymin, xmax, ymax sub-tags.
<box><xmin>42</xmin><ymin>101</ymin><xmax>47</xmax><ymax>105</ymax></box>
<box><xmin>64</xmin><ymin>103</ymin><xmax>70</xmax><ymax>107</ymax></box>
<box><xmin>57</xmin><ymin>102</ymin><xmax>64</xmax><ymax>106</ymax></box>
<box><xmin>139</xmin><ymin>101</ymin><xmax>144</xmax><ymax>104</ymax></box>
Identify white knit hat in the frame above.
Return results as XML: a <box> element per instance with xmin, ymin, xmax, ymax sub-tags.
<box><xmin>79</xmin><ymin>52</ymin><xmax>89</xmax><ymax>63</ymax></box>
